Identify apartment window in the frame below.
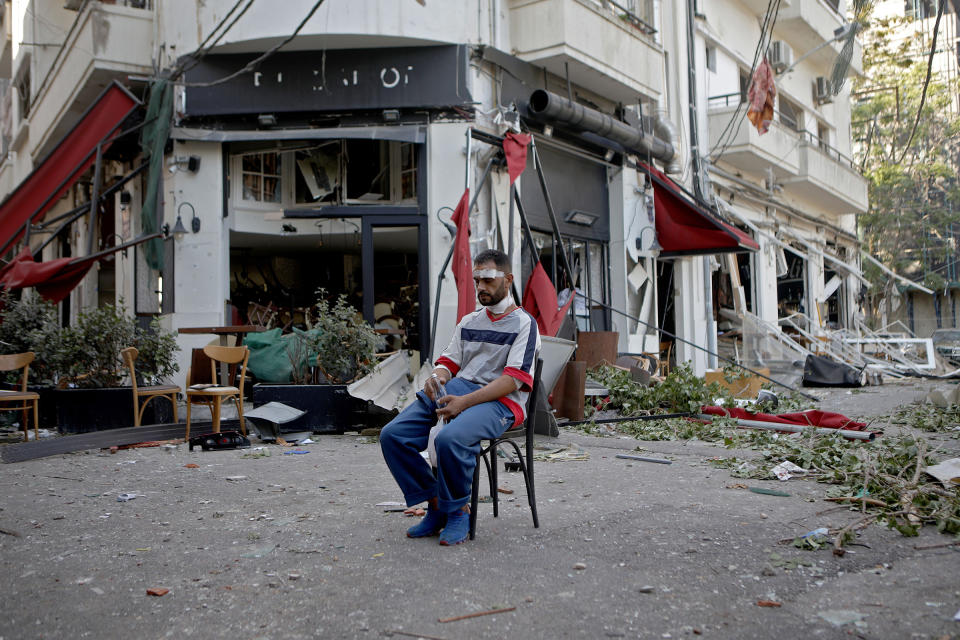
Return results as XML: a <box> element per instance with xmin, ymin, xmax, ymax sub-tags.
<box><xmin>739</xmin><ymin>69</ymin><xmax>751</xmax><ymax>102</ymax></box>
<box><xmin>817</xmin><ymin>121</ymin><xmax>832</xmax><ymax>151</ymax></box>
<box><xmin>779</xmin><ymin>96</ymin><xmax>803</xmax><ymax>132</ymax></box>
<box><xmin>904</xmin><ymin>0</ymin><xmax>938</xmax><ymax>19</ymax></box>
<box><xmin>241</xmin><ymin>151</ymin><xmax>281</xmax><ymax>203</ymax></box>
<box><xmin>15</xmin><ymin>67</ymin><xmax>30</xmax><ymax>120</ymax></box>
<box><xmin>706</xmin><ymin>45</ymin><xmax>717</xmax><ymax>73</ymax></box>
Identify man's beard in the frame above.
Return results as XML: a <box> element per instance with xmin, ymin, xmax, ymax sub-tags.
<box><xmin>478</xmin><ymin>283</ymin><xmax>508</xmax><ymax>306</ymax></box>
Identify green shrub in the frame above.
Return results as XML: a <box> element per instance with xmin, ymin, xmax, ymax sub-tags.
<box><xmin>305</xmin><ymin>289</ymin><xmax>385</xmax><ymax>384</ymax></box>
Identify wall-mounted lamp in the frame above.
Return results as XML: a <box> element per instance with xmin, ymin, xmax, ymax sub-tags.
<box><xmin>636</xmin><ymin>224</ymin><xmax>662</xmax><ymax>257</ymax></box>
<box><xmin>603</xmin><ymin>149</ymin><xmax>615</xmax><ymax>162</ymax></box>
<box><xmin>168</xmin><ymin>156</ymin><xmax>201</xmax><ymax>174</ymax></box>
<box><xmin>257</xmin><ymin>114</ymin><xmax>277</xmax><ymax>128</ymax></box>
<box><xmin>163</xmin><ymin>215</ymin><xmax>188</xmax><ymax>239</ymax></box>
<box><xmin>565</xmin><ymin>209</ymin><xmax>598</xmax><ymax>227</ymax></box>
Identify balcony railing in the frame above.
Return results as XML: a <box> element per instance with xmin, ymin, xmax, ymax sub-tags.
<box><xmin>799</xmin><ymin>130</ymin><xmax>858</xmax><ymax>172</ymax></box>
<box><xmin>601</xmin><ymin>0</ymin><xmax>656</xmax><ymax>36</ymax></box>
<box><xmin>708</xmin><ymin>93</ymin><xmax>860</xmax><ymax>172</ymax></box>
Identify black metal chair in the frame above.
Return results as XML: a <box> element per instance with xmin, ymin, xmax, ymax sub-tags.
<box><xmin>469</xmin><ymin>358</ymin><xmax>544</xmax><ymax>540</ymax></box>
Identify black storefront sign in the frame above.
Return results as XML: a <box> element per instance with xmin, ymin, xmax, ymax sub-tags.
<box><xmin>184</xmin><ymin>45</ymin><xmax>472</xmax><ymax>116</ymax></box>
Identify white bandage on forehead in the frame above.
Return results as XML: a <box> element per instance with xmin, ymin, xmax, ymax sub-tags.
<box><xmin>473</xmin><ymin>268</ymin><xmax>504</xmax><ymax>279</ymax></box>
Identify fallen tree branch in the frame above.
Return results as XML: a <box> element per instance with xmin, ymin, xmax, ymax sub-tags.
<box><xmin>438</xmin><ymin>607</ymin><xmax>516</xmax><ymax>623</ymax></box>
<box><xmin>825</xmin><ymin>496</ymin><xmax>888</xmax><ymax>508</ymax></box>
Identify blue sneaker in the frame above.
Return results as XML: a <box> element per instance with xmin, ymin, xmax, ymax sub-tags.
<box><xmin>438</xmin><ymin>509</ymin><xmax>469</xmax><ymax>546</ymax></box>
<box><xmin>406</xmin><ymin>508</ymin><xmax>446</xmax><ymax>538</ymax></box>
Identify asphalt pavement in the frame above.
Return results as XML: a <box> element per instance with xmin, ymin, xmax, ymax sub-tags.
<box><xmin>0</xmin><ymin>378</ymin><xmax>958</xmax><ymax>640</ymax></box>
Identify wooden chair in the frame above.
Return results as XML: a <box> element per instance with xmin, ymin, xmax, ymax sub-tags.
<box><xmin>121</xmin><ymin>347</ymin><xmax>181</xmax><ymax>427</ymax></box>
<box><xmin>0</xmin><ymin>352</ymin><xmax>40</xmax><ymax>442</ymax></box>
<box><xmin>658</xmin><ymin>340</ymin><xmax>674</xmax><ymax>376</ymax></box>
<box><xmin>185</xmin><ymin>345</ymin><xmax>249</xmax><ymax>441</ymax></box>
<box><xmin>469</xmin><ymin>358</ymin><xmax>544</xmax><ymax>540</ymax></box>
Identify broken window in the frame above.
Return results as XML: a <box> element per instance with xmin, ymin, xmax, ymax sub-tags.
<box><xmin>241</xmin><ymin>151</ymin><xmax>282</xmax><ymax>203</ymax></box>
<box><xmin>232</xmin><ymin>140</ymin><xmax>418</xmax><ymax>210</ymax></box>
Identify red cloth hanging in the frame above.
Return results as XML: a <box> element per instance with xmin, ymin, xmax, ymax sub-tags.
<box><xmin>0</xmin><ymin>247</ymin><xmax>100</xmax><ymax>303</ymax></box>
<box><xmin>450</xmin><ymin>189</ymin><xmax>475</xmax><ymax>323</ymax></box>
<box><xmin>503</xmin><ymin>132</ymin><xmax>531</xmax><ymax>184</ymax></box>
<box><xmin>746</xmin><ymin>58</ymin><xmax>777</xmax><ymax>135</ymax></box>
<box><xmin>522</xmin><ymin>262</ymin><xmax>574</xmax><ymax>337</ymax></box>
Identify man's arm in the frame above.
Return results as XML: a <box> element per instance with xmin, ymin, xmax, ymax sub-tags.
<box><xmin>435</xmin><ymin>374</ymin><xmax>518</xmax><ymax>420</ymax></box>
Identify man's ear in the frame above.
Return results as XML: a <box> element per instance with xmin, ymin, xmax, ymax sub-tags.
<box><xmin>505</xmin><ymin>272</ymin><xmax>514</xmax><ymax>285</ymax></box>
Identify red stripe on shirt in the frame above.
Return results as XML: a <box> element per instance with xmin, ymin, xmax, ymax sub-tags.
<box><xmin>499</xmin><ymin>396</ymin><xmax>525</xmax><ymax>429</ymax></box>
<box><xmin>435</xmin><ymin>356</ymin><xmax>460</xmax><ymax>376</ymax></box>
<box><xmin>503</xmin><ymin>366</ymin><xmax>533</xmax><ymax>391</ymax></box>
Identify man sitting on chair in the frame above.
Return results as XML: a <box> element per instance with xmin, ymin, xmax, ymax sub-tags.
<box><xmin>380</xmin><ymin>249</ymin><xmax>541</xmax><ymax>545</ymax></box>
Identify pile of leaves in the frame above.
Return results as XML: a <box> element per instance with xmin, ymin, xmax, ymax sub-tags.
<box><xmin>889</xmin><ymin>402</ymin><xmax>960</xmax><ymax>436</ymax></box>
<box><xmin>574</xmin><ymin>364</ymin><xmax>960</xmax><ymax>546</ymax></box>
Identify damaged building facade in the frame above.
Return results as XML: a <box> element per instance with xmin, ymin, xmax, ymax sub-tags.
<box><xmin>0</xmin><ymin>0</ymin><xmax>868</xmax><ymax>388</ymax></box>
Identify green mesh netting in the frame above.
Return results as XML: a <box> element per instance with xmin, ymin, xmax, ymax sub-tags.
<box><xmin>139</xmin><ymin>80</ymin><xmax>173</xmax><ymax>270</ymax></box>
<box><xmin>244</xmin><ymin>327</ymin><xmax>322</xmax><ymax>383</ymax></box>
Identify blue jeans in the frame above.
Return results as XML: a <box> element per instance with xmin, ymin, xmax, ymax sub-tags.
<box><xmin>380</xmin><ymin>377</ymin><xmax>514</xmax><ymax>513</ymax></box>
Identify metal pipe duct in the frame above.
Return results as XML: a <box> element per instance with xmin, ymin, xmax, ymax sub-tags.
<box><xmin>528</xmin><ymin>89</ymin><xmax>676</xmax><ymax>165</ymax></box>
<box><xmin>654</xmin><ymin>109</ymin><xmax>682</xmax><ymax>175</ymax></box>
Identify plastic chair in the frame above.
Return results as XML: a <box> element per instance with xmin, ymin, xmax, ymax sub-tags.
<box><xmin>0</xmin><ymin>352</ymin><xmax>39</xmax><ymax>441</ymax></box>
<box><xmin>185</xmin><ymin>345</ymin><xmax>249</xmax><ymax>441</ymax></box>
<box><xmin>469</xmin><ymin>358</ymin><xmax>544</xmax><ymax>540</ymax></box>
<box><xmin>121</xmin><ymin>347</ymin><xmax>181</xmax><ymax>427</ymax></box>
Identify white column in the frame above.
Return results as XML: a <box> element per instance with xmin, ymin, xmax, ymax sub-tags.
<box><xmin>754</xmin><ymin>234</ymin><xmax>779</xmax><ymax>323</ymax></box>
<box><xmin>674</xmin><ymin>256</ymin><xmax>708</xmax><ymax>374</ymax></box>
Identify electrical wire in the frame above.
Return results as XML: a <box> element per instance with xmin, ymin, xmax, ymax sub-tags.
<box><xmin>896</xmin><ymin>0</ymin><xmax>947</xmax><ymax>165</ymax></box>
<box><xmin>175</xmin><ymin>0</ymin><xmax>257</xmax><ymax>77</ymax></box>
<box><xmin>708</xmin><ymin>0</ymin><xmax>782</xmax><ymax>162</ymax></box>
<box><xmin>180</xmin><ymin>0</ymin><xmax>327</xmax><ymax>88</ymax></box>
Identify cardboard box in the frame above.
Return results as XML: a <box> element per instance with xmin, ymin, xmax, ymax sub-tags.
<box><xmin>704</xmin><ymin>367</ymin><xmax>770</xmax><ymax>399</ymax></box>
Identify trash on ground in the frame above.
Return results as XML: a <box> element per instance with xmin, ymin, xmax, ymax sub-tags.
<box><xmin>923</xmin><ymin>457</ymin><xmax>960</xmax><ymax>487</ymax></box>
<box><xmin>497</xmin><ymin>487</ymin><xmax>514</xmax><ymax>494</ymax></box>
<box><xmin>438</xmin><ymin>606</ymin><xmax>517</xmax><ymax>623</ymax></box>
<box><xmin>282</xmin><ymin>449</ymin><xmax>310</xmax><ymax>455</ymax></box>
<box><xmin>749</xmin><ymin>487</ymin><xmax>790</xmax><ymax>497</ymax></box>
<box><xmin>772</xmin><ymin>460</ymin><xmax>808</xmax><ymax>481</ymax></box>
<box><xmin>376</xmin><ymin>501</ymin><xmax>403</xmax><ymax>507</ymax></box>
<box><xmin>225</xmin><ymin>475</ymin><xmax>248</xmax><ymax>482</ymax></box>
<box><xmin>800</xmin><ymin>527</ymin><xmax>829</xmax><ymax>539</ymax></box>
<box><xmin>817</xmin><ymin>610</ymin><xmax>867</xmax><ymax>627</ymax></box>
<box><xmin>116</xmin><ymin>493</ymin><xmax>137</xmax><ymax>502</ymax></box>
<box><xmin>533</xmin><ymin>444</ymin><xmax>589</xmax><ymax>462</ymax></box>
<box><xmin>756</xmin><ymin>600</ymin><xmax>781</xmax><ymax>607</ymax></box>
<box><xmin>403</xmin><ymin>507</ymin><xmax>426</xmax><ymax>517</ymax></box>
<box><xmin>615</xmin><ymin>453</ymin><xmax>672</xmax><ymax>465</ymax></box>
<box><xmin>184</xmin><ymin>463</ymin><xmax>199</xmax><ymax>469</ymax></box>
<box><xmin>146</xmin><ymin>588</ymin><xmax>170</xmax><ymax>597</ymax></box>
<box><xmin>189</xmin><ymin>431</ymin><xmax>251</xmax><ymax>451</ymax></box>
<box><xmin>638</xmin><ymin>585</ymin><xmax>655</xmax><ymax>593</ymax></box>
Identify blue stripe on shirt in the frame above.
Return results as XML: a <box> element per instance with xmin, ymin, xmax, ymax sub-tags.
<box><xmin>461</xmin><ymin>328</ymin><xmax>517</xmax><ymax>346</ymax></box>
<box><xmin>521</xmin><ymin>313</ymin><xmax>537</xmax><ymax>371</ymax></box>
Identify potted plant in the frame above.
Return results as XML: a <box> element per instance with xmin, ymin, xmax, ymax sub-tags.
<box><xmin>0</xmin><ymin>292</ymin><xmax>61</xmax><ymax>427</ymax></box>
<box><xmin>0</xmin><ymin>297</ymin><xmax>182</xmax><ymax>433</ymax></box>
<box><xmin>251</xmin><ymin>290</ymin><xmax>388</xmax><ymax>434</ymax></box>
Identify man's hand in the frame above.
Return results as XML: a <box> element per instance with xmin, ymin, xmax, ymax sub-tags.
<box><xmin>423</xmin><ymin>371</ymin><xmax>449</xmax><ymax>402</ymax></box>
<box><xmin>435</xmin><ymin>393</ymin><xmax>469</xmax><ymax>421</ymax></box>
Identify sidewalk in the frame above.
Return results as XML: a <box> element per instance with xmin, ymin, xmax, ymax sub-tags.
<box><xmin>0</xmin><ymin>379</ymin><xmax>957</xmax><ymax>639</ymax></box>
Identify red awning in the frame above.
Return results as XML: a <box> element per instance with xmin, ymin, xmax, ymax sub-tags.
<box><xmin>0</xmin><ymin>233</ymin><xmax>161</xmax><ymax>303</ymax></box>
<box><xmin>641</xmin><ymin>163</ymin><xmax>759</xmax><ymax>257</ymax></box>
<box><xmin>0</xmin><ymin>82</ymin><xmax>140</xmax><ymax>256</ymax></box>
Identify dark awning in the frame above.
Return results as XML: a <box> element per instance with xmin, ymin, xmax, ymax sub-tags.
<box><xmin>0</xmin><ymin>233</ymin><xmax>161</xmax><ymax>303</ymax></box>
<box><xmin>0</xmin><ymin>82</ymin><xmax>140</xmax><ymax>257</ymax></box>
<box><xmin>640</xmin><ymin>163</ymin><xmax>759</xmax><ymax>257</ymax></box>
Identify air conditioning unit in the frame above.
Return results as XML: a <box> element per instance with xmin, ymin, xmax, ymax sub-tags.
<box><xmin>814</xmin><ymin>76</ymin><xmax>833</xmax><ymax>105</ymax></box>
<box><xmin>768</xmin><ymin>41</ymin><xmax>793</xmax><ymax>74</ymax></box>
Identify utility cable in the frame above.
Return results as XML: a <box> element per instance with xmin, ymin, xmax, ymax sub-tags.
<box><xmin>579</xmin><ymin>290</ymin><xmax>818</xmax><ymax>400</ymax></box>
<box><xmin>175</xmin><ymin>0</ymin><xmax>257</xmax><ymax>77</ymax></box>
<box><xmin>180</xmin><ymin>0</ymin><xmax>327</xmax><ymax>88</ymax></box>
<box><xmin>896</xmin><ymin>0</ymin><xmax>946</xmax><ymax>165</ymax></box>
